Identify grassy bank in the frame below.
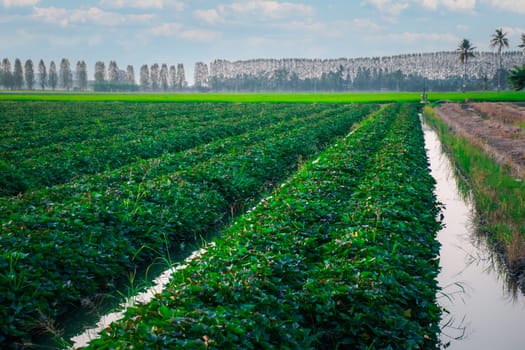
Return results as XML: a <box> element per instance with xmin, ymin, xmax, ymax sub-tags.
<box><xmin>423</xmin><ymin>105</ymin><xmax>525</xmax><ymax>273</ymax></box>
<box><xmin>0</xmin><ymin>90</ymin><xmax>524</xmax><ymax>103</ymax></box>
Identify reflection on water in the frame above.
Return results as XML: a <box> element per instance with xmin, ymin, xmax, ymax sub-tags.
<box><xmin>423</xmin><ymin>122</ymin><xmax>525</xmax><ymax>349</ymax></box>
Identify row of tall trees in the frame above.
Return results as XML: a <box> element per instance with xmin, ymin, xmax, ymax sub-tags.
<box><xmin>137</xmin><ymin>63</ymin><xmax>187</xmax><ymax>92</ymax></box>
<box><xmin>1</xmin><ymin>58</ymin><xmax>86</xmax><ymax>91</ymax></box>
<box><xmin>206</xmin><ymin>66</ymin><xmax>500</xmax><ymax>93</ymax></box>
<box><xmin>458</xmin><ymin>29</ymin><xmax>525</xmax><ymax>91</ymax></box>
<box><xmin>204</xmin><ymin>32</ymin><xmax>524</xmax><ymax>92</ymax></box>
<box><xmin>0</xmin><ymin>59</ymin><xmax>187</xmax><ymax>91</ymax></box>
<box><xmin>91</xmin><ymin>61</ymin><xmax>187</xmax><ymax>92</ymax></box>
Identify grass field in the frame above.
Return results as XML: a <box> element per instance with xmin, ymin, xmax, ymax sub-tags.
<box><xmin>0</xmin><ymin>90</ymin><xmax>524</xmax><ymax>103</ymax></box>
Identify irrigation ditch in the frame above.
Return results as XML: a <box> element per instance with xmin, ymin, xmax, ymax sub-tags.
<box><xmin>423</xmin><ymin>115</ymin><xmax>525</xmax><ymax>349</ymax></box>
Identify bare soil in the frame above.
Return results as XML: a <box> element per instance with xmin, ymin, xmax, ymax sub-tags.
<box><xmin>435</xmin><ymin>102</ymin><xmax>525</xmax><ymax>178</ymax></box>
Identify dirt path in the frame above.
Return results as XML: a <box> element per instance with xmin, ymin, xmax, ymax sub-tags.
<box><xmin>435</xmin><ymin>102</ymin><xmax>525</xmax><ymax>178</ymax></box>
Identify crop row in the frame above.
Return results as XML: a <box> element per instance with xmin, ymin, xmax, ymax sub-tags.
<box><xmin>86</xmin><ymin>103</ymin><xmax>442</xmax><ymax>349</ymax></box>
<box><xmin>1</xmin><ymin>103</ymin><xmax>332</xmax><ymax>196</ymax></box>
<box><xmin>0</xmin><ymin>102</ymin><xmax>298</xmax><ymax>151</ymax></box>
<box><xmin>0</xmin><ymin>104</ymin><xmax>377</xmax><ymax>347</ymax></box>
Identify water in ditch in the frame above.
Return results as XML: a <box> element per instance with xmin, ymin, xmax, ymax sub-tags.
<box><xmin>423</xmin><ymin>121</ymin><xmax>525</xmax><ymax>349</ymax></box>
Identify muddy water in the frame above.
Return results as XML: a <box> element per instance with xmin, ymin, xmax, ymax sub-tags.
<box><xmin>423</xmin><ymin>122</ymin><xmax>525</xmax><ymax>349</ymax></box>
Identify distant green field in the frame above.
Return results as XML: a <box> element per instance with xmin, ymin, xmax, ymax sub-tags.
<box><xmin>0</xmin><ymin>90</ymin><xmax>523</xmax><ymax>103</ymax></box>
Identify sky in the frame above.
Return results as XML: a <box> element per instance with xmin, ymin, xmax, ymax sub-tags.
<box><xmin>1</xmin><ymin>0</ymin><xmax>524</xmax><ymax>84</ymax></box>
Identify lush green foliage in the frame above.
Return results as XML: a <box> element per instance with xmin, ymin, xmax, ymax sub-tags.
<box><xmin>0</xmin><ymin>90</ymin><xmax>524</xmax><ymax>104</ymax></box>
<box><xmin>0</xmin><ymin>102</ymin><xmax>328</xmax><ymax>195</ymax></box>
<box><xmin>87</xmin><ymin>104</ymin><xmax>442</xmax><ymax>349</ymax></box>
<box><xmin>0</xmin><ymin>102</ymin><xmax>377</xmax><ymax>347</ymax></box>
<box><xmin>508</xmin><ymin>65</ymin><xmax>525</xmax><ymax>91</ymax></box>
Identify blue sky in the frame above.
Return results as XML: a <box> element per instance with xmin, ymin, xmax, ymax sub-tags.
<box><xmin>1</xmin><ymin>0</ymin><xmax>524</xmax><ymax>83</ymax></box>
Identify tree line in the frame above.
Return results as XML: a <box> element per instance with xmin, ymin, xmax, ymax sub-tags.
<box><xmin>1</xmin><ymin>28</ymin><xmax>524</xmax><ymax>92</ymax></box>
<box><xmin>206</xmin><ymin>67</ymin><xmax>498</xmax><ymax>92</ymax></box>
<box><xmin>204</xmin><ymin>28</ymin><xmax>525</xmax><ymax>92</ymax></box>
<box><xmin>458</xmin><ymin>29</ymin><xmax>525</xmax><ymax>91</ymax></box>
<box><xmin>0</xmin><ymin>59</ymin><xmax>188</xmax><ymax>92</ymax></box>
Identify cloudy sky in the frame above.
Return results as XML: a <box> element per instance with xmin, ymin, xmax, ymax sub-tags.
<box><xmin>1</xmin><ymin>0</ymin><xmax>524</xmax><ymax>84</ymax></box>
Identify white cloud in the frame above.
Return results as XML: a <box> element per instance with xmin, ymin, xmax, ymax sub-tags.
<box><xmin>179</xmin><ymin>29</ymin><xmax>222</xmax><ymax>41</ymax></box>
<box><xmin>99</xmin><ymin>0</ymin><xmax>185</xmax><ymax>11</ymax></box>
<box><xmin>280</xmin><ymin>20</ymin><xmax>324</xmax><ymax>32</ymax></box>
<box><xmin>367</xmin><ymin>0</ymin><xmax>409</xmax><ymax>16</ymax></box>
<box><xmin>69</xmin><ymin>7</ymin><xmax>126</xmax><ymax>26</ymax></box>
<box><xmin>32</xmin><ymin>7</ymin><xmax>69</xmax><ymax>27</ymax></box>
<box><xmin>245</xmin><ymin>36</ymin><xmax>277</xmax><ymax>47</ymax></box>
<box><xmin>282</xmin><ymin>19</ymin><xmax>382</xmax><ymax>39</ymax></box>
<box><xmin>227</xmin><ymin>0</ymin><xmax>314</xmax><ymax>19</ymax></box>
<box><xmin>421</xmin><ymin>0</ymin><xmax>438</xmax><ymax>9</ymax></box>
<box><xmin>456</xmin><ymin>24</ymin><xmax>469</xmax><ymax>32</ymax></box>
<box><xmin>500</xmin><ymin>26</ymin><xmax>525</xmax><ymax>36</ymax></box>
<box><xmin>485</xmin><ymin>0</ymin><xmax>525</xmax><ymax>14</ymax></box>
<box><xmin>191</xmin><ymin>1</ymin><xmax>314</xmax><ymax>28</ymax></box>
<box><xmin>368</xmin><ymin>0</ymin><xmax>476</xmax><ymax>14</ymax></box>
<box><xmin>193</xmin><ymin>9</ymin><xmax>221</xmax><ymax>24</ymax></box>
<box><xmin>387</xmin><ymin>31</ymin><xmax>459</xmax><ymax>43</ymax></box>
<box><xmin>150</xmin><ymin>22</ymin><xmax>221</xmax><ymax>42</ymax></box>
<box><xmin>33</xmin><ymin>6</ymin><xmax>154</xmax><ymax>28</ymax></box>
<box><xmin>352</xmin><ymin>18</ymin><xmax>383</xmax><ymax>32</ymax></box>
<box><xmin>2</xmin><ymin>0</ymin><xmax>39</xmax><ymax>7</ymax></box>
<box><xmin>150</xmin><ymin>22</ymin><xmax>183</xmax><ymax>36</ymax></box>
<box><xmin>421</xmin><ymin>0</ymin><xmax>476</xmax><ymax>11</ymax></box>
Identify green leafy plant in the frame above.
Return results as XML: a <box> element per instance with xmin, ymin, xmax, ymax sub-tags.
<box><xmin>0</xmin><ymin>102</ymin><xmax>377</xmax><ymax>346</ymax></box>
<box><xmin>508</xmin><ymin>65</ymin><xmax>525</xmax><ymax>91</ymax></box>
<box><xmin>87</xmin><ymin>104</ymin><xmax>443</xmax><ymax>349</ymax></box>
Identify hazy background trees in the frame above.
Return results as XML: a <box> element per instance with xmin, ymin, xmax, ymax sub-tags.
<box><xmin>0</xmin><ymin>33</ymin><xmax>521</xmax><ymax>93</ymax></box>
<box><xmin>150</xmin><ymin>63</ymin><xmax>160</xmax><ymax>91</ymax></box>
<box><xmin>76</xmin><ymin>61</ymin><xmax>88</xmax><ymax>91</ymax></box>
<box><xmin>194</xmin><ymin>62</ymin><xmax>209</xmax><ymax>90</ymax></box>
<box><xmin>13</xmin><ymin>59</ymin><xmax>23</xmax><ymax>90</ymax></box>
<box><xmin>169</xmin><ymin>65</ymin><xmax>177</xmax><ymax>89</ymax></box>
<box><xmin>140</xmin><ymin>64</ymin><xmax>150</xmax><ymax>91</ymax></box>
<box><xmin>48</xmin><ymin>61</ymin><xmax>58</xmax><ymax>90</ymax></box>
<box><xmin>59</xmin><ymin>58</ymin><xmax>72</xmax><ymax>90</ymax></box>
<box><xmin>38</xmin><ymin>59</ymin><xmax>47</xmax><ymax>90</ymax></box>
<box><xmin>108</xmin><ymin>61</ymin><xmax>119</xmax><ymax>83</ymax></box>
<box><xmin>176</xmin><ymin>64</ymin><xmax>187</xmax><ymax>89</ymax></box>
<box><xmin>94</xmin><ymin>61</ymin><xmax>106</xmax><ymax>84</ymax></box>
<box><xmin>1</xmin><ymin>58</ymin><xmax>13</xmax><ymax>89</ymax></box>
<box><xmin>160</xmin><ymin>64</ymin><xmax>169</xmax><ymax>91</ymax></box>
<box><xmin>126</xmin><ymin>65</ymin><xmax>135</xmax><ymax>85</ymax></box>
<box><xmin>24</xmin><ymin>59</ymin><xmax>35</xmax><ymax>90</ymax></box>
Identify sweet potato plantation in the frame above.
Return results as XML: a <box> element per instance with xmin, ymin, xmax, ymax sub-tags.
<box><xmin>0</xmin><ymin>100</ymin><xmax>442</xmax><ymax>349</ymax></box>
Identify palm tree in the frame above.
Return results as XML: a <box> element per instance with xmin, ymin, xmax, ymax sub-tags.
<box><xmin>508</xmin><ymin>65</ymin><xmax>525</xmax><ymax>91</ymax></box>
<box><xmin>518</xmin><ymin>33</ymin><xmax>525</xmax><ymax>64</ymax></box>
<box><xmin>457</xmin><ymin>38</ymin><xmax>476</xmax><ymax>92</ymax></box>
<box><xmin>490</xmin><ymin>28</ymin><xmax>509</xmax><ymax>91</ymax></box>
